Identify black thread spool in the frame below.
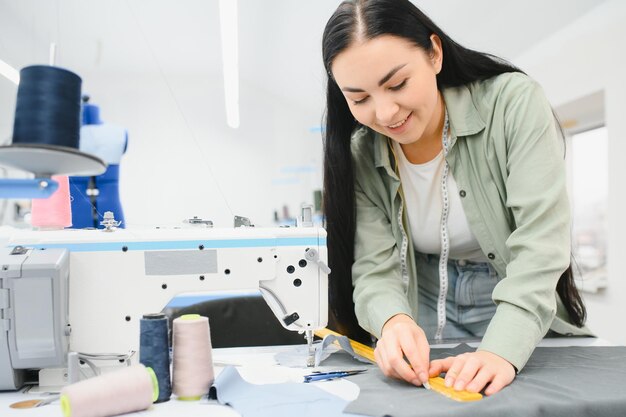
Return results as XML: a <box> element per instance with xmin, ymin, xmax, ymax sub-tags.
<box><xmin>12</xmin><ymin>65</ymin><xmax>82</xmax><ymax>149</ymax></box>
<box><xmin>139</xmin><ymin>313</ymin><xmax>172</xmax><ymax>403</ymax></box>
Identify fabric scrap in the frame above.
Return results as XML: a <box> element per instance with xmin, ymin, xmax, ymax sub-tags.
<box><xmin>212</xmin><ymin>366</ymin><xmax>368</xmax><ymax>417</ymax></box>
<box><xmin>314</xmin><ymin>334</ymin><xmax>374</xmax><ymax>366</ymax></box>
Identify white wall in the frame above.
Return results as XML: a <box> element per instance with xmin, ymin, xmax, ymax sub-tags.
<box><xmin>0</xmin><ymin>0</ymin><xmax>330</xmax><ymax>229</ymax></box>
<box><xmin>0</xmin><ymin>70</ymin><xmax>325</xmax><ymax>228</ymax></box>
<box><xmin>81</xmin><ymin>72</ymin><xmax>324</xmax><ymax>228</ymax></box>
<box><xmin>515</xmin><ymin>0</ymin><xmax>626</xmax><ymax>344</ymax></box>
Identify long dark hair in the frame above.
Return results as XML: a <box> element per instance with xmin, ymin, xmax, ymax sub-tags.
<box><xmin>322</xmin><ymin>0</ymin><xmax>586</xmax><ymax>342</ymax></box>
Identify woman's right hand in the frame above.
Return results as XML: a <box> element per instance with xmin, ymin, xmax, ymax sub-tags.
<box><xmin>374</xmin><ymin>314</ymin><xmax>431</xmax><ymax>386</ymax></box>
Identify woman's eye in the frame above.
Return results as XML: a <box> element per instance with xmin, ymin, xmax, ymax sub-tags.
<box><xmin>353</xmin><ymin>97</ymin><xmax>369</xmax><ymax>105</ymax></box>
<box><xmin>389</xmin><ymin>79</ymin><xmax>407</xmax><ymax>91</ymax></box>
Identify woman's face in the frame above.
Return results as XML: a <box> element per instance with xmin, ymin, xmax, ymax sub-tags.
<box><xmin>331</xmin><ymin>34</ymin><xmax>443</xmax><ymax>145</ymax></box>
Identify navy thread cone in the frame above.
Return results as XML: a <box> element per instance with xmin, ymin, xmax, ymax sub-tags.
<box><xmin>139</xmin><ymin>313</ymin><xmax>171</xmax><ymax>403</ymax></box>
<box><xmin>12</xmin><ymin>65</ymin><xmax>82</xmax><ymax>148</ymax></box>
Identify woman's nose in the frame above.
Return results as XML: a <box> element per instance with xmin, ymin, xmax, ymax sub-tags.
<box><xmin>375</xmin><ymin>98</ymin><xmax>400</xmax><ymax>126</ymax></box>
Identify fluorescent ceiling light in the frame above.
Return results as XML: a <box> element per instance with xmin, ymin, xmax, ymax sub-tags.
<box><xmin>219</xmin><ymin>0</ymin><xmax>239</xmax><ymax>129</ymax></box>
<box><xmin>0</xmin><ymin>58</ymin><xmax>19</xmax><ymax>85</ymax></box>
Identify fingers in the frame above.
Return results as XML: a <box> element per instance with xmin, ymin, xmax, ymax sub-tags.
<box><xmin>465</xmin><ymin>368</ymin><xmax>493</xmax><ymax>393</ymax></box>
<box><xmin>376</xmin><ymin>319</ymin><xmax>516</xmax><ymax>395</ymax></box>
<box><xmin>401</xmin><ymin>331</ymin><xmax>430</xmax><ymax>384</ymax></box>
<box><xmin>375</xmin><ymin>333</ymin><xmax>425</xmax><ymax>384</ymax></box>
<box><xmin>484</xmin><ymin>372</ymin><xmax>511</xmax><ymax>396</ymax></box>
<box><xmin>376</xmin><ymin>315</ymin><xmax>430</xmax><ymax>386</ymax></box>
<box><xmin>428</xmin><ymin>357</ymin><xmax>454</xmax><ymax>378</ymax></box>
<box><xmin>450</xmin><ymin>355</ymin><xmax>482</xmax><ymax>391</ymax></box>
<box><xmin>428</xmin><ymin>351</ymin><xmax>516</xmax><ymax>395</ymax></box>
<box><xmin>374</xmin><ymin>340</ymin><xmax>402</xmax><ymax>380</ymax></box>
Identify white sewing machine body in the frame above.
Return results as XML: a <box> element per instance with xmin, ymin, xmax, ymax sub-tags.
<box><xmin>0</xmin><ymin>225</ymin><xmax>328</xmax><ymax>390</ymax></box>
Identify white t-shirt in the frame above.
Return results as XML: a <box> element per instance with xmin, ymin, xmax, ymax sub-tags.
<box><xmin>392</xmin><ymin>141</ymin><xmax>486</xmax><ymax>261</ymax></box>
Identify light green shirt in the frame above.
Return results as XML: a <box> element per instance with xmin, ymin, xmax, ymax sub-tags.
<box><xmin>350</xmin><ymin>72</ymin><xmax>592</xmax><ymax>371</ymax></box>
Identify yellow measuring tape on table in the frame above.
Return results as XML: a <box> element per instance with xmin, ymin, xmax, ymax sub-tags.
<box><xmin>314</xmin><ymin>328</ymin><xmax>482</xmax><ymax>402</ymax></box>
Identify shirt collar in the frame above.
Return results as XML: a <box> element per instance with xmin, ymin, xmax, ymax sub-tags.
<box><xmin>442</xmin><ymin>83</ymin><xmax>486</xmax><ymax>140</ymax></box>
<box><xmin>373</xmin><ymin>130</ymin><xmax>398</xmax><ymax>178</ymax></box>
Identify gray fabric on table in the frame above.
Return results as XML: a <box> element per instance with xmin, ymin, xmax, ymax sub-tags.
<box><xmin>345</xmin><ymin>344</ymin><xmax>626</xmax><ymax>417</ymax></box>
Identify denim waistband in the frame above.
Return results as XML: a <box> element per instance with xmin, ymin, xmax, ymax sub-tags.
<box><xmin>414</xmin><ymin>250</ymin><xmax>499</xmax><ymax>338</ymax></box>
<box><xmin>415</xmin><ymin>251</ymin><xmax>493</xmax><ymax>272</ymax></box>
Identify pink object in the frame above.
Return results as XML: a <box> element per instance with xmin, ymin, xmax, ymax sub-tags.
<box><xmin>172</xmin><ymin>315</ymin><xmax>215</xmax><ymax>399</ymax></box>
<box><xmin>31</xmin><ymin>175</ymin><xmax>72</xmax><ymax>229</ymax></box>
<box><xmin>60</xmin><ymin>364</ymin><xmax>155</xmax><ymax>417</ymax></box>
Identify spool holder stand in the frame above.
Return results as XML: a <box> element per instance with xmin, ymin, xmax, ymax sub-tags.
<box><xmin>0</xmin><ymin>143</ymin><xmax>106</xmax><ymax>199</ymax></box>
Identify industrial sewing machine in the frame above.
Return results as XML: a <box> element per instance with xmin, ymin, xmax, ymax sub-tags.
<box><xmin>0</xmin><ymin>61</ymin><xmax>331</xmax><ymax>392</ymax></box>
<box><xmin>0</xmin><ymin>220</ymin><xmax>329</xmax><ymax>391</ymax></box>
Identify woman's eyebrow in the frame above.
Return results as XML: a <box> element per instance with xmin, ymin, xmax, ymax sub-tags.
<box><xmin>378</xmin><ymin>64</ymin><xmax>407</xmax><ymax>86</ymax></box>
<box><xmin>340</xmin><ymin>63</ymin><xmax>408</xmax><ymax>92</ymax></box>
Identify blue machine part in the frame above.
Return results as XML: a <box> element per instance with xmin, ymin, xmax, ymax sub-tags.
<box><xmin>0</xmin><ymin>178</ymin><xmax>59</xmax><ymax>199</ymax></box>
<box><xmin>70</xmin><ymin>103</ymin><xmax>127</xmax><ymax>229</ymax></box>
<box><xmin>82</xmin><ymin>103</ymin><xmax>100</xmax><ymax>126</ymax></box>
<box><xmin>70</xmin><ymin>164</ymin><xmax>125</xmax><ymax>229</ymax></box>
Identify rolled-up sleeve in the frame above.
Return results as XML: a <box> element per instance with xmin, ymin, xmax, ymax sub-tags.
<box><xmin>478</xmin><ymin>79</ymin><xmax>571</xmax><ymax>371</ymax></box>
<box><xmin>352</xmin><ymin>175</ymin><xmax>412</xmax><ymax>338</ymax></box>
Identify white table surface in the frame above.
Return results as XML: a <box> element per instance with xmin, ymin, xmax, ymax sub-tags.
<box><xmin>0</xmin><ymin>337</ymin><xmax>612</xmax><ymax>417</ymax></box>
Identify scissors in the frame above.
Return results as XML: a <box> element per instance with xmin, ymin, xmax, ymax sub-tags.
<box><xmin>303</xmin><ymin>369</ymin><xmax>368</xmax><ymax>383</ymax></box>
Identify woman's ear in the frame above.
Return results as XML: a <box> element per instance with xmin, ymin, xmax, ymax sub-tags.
<box><xmin>430</xmin><ymin>34</ymin><xmax>443</xmax><ymax>74</ymax></box>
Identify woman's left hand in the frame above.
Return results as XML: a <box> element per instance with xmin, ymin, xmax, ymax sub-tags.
<box><xmin>428</xmin><ymin>351</ymin><xmax>515</xmax><ymax>396</ymax></box>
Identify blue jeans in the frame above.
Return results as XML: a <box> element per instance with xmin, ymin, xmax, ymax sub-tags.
<box><xmin>415</xmin><ymin>252</ymin><xmax>500</xmax><ymax>340</ymax></box>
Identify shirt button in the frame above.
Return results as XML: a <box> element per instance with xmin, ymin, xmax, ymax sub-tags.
<box><xmin>459</xmin><ymin>190</ymin><xmax>466</xmax><ymax>197</ymax></box>
<box><xmin>487</xmin><ymin>253</ymin><xmax>495</xmax><ymax>260</ymax></box>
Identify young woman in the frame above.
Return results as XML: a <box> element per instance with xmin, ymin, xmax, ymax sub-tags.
<box><xmin>322</xmin><ymin>0</ymin><xmax>591</xmax><ymax>396</ymax></box>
